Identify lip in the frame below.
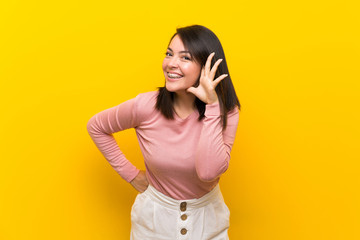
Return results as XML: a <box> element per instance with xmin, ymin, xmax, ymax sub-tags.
<box><xmin>166</xmin><ymin>71</ymin><xmax>183</xmax><ymax>82</ymax></box>
<box><xmin>168</xmin><ymin>71</ymin><xmax>183</xmax><ymax>76</ymax></box>
<box><xmin>166</xmin><ymin>76</ymin><xmax>183</xmax><ymax>82</ymax></box>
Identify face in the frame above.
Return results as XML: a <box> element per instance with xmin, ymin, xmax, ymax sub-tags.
<box><xmin>162</xmin><ymin>34</ymin><xmax>201</xmax><ymax>94</ymax></box>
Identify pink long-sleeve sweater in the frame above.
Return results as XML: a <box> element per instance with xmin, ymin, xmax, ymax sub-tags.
<box><xmin>87</xmin><ymin>90</ymin><xmax>239</xmax><ymax>200</ymax></box>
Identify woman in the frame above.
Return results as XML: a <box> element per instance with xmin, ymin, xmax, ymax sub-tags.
<box><xmin>87</xmin><ymin>25</ymin><xmax>240</xmax><ymax>240</ymax></box>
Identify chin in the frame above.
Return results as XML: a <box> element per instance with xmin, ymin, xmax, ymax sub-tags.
<box><xmin>165</xmin><ymin>82</ymin><xmax>178</xmax><ymax>93</ymax></box>
<box><xmin>165</xmin><ymin>81</ymin><xmax>191</xmax><ymax>94</ymax></box>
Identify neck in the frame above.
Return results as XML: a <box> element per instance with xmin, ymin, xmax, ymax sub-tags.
<box><xmin>173</xmin><ymin>90</ymin><xmax>196</xmax><ymax>111</ymax></box>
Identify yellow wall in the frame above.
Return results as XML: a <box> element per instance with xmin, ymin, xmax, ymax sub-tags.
<box><xmin>1</xmin><ymin>0</ymin><xmax>359</xmax><ymax>239</ymax></box>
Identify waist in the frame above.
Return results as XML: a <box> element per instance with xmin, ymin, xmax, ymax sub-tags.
<box><xmin>142</xmin><ymin>184</ymin><xmax>224</xmax><ymax>210</ymax></box>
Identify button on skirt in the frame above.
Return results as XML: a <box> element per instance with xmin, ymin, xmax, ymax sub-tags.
<box><xmin>130</xmin><ymin>184</ymin><xmax>230</xmax><ymax>240</ymax></box>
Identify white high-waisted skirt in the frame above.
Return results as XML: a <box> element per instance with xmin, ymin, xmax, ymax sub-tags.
<box><xmin>130</xmin><ymin>184</ymin><xmax>230</xmax><ymax>240</ymax></box>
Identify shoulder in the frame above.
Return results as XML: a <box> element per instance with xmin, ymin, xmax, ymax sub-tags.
<box><xmin>133</xmin><ymin>90</ymin><xmax>160</xmax><ymax>122</ymax></box>
<box><xmin>134</xmin><ymin>90</ymin><xmax>159</xmax><ymax>111</ymax></box>
<box><xmin>135</xmin><ymin>90</ymin><xmax>159</xmax><ymax>104</ymax></box>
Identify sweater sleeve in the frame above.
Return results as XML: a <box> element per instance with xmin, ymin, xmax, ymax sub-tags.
<box><xmin>86</xmin><ymin>96</ymin><xmax>141</xmax><ymax>183</ymax></box>
<box><xmin>195</xmin><ymin>102</ymin><xmax>239</xmax><ymax>182</ymax></box>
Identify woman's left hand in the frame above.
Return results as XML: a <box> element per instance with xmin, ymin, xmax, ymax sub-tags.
<box><xmin>186</xmin><ymin>52</ymin><xmax>228</xmax><ymax>104</ymax></box>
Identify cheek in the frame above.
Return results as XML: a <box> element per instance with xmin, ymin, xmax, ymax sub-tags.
<box><xmin>182</xmin><ymin>63</ymin><xmax>200</xmax><ymax>76</ymax></box>
<box><xmin>162</xmin><ymin>59</ymin><xmax>167</xmax><ymax>71</ymax></box>
<box><xmin>189</xmin><ymin>65</ymin><xmax>201</xmax><ymax>79</ymax></box>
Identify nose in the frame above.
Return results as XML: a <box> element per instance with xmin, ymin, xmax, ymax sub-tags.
<box><xmin>168</xmin><ymin>56</ymin><xmax>179</xmax><ymax>68</ymax></box>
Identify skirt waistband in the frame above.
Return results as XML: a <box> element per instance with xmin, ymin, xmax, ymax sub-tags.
<box><xmin>143</xmin><ymin>184</ymin><xmax>223</xmax><ymax>211</ymax></box>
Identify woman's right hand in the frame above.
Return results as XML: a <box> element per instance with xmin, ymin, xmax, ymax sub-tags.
<box><xmin>130</xmin><ymin>170</ymin><xmax>149</xmax><ymax>193</ymax></box>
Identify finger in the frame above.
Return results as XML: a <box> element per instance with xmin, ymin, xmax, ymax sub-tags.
<box><xmin>204</xmin><ymin>52</ymin><xmax>215</xmax><ymax>75</ymax></box>
<box><xmin>213</xmin><ymin>74</ymin><xmax>228</xmax><ymax>87</ymax></box>
<box><xmin>209</xmin><ymin>58</ymin><xmax>223</xmax><ymax>80</ymax></box>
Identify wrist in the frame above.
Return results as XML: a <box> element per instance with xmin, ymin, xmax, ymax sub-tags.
<box><xmin>207</xmin><ymin>98</ymin><xmax>219</xmax><ymax>105</ymax></box>
<box><xmin>206</xmin><ymin>92</ymin><xmax>219</xmax><ymax>105</ymax></box>
<box><xmin>205</xmin><ymin>101</ymin><xmax>221</xmax><ymax>116</ymax></box>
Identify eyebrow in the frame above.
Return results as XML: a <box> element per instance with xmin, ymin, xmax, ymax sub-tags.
<box><xmin>167</xmin><ymin>48</ymin><xmax>191</xmax><ymax>54</ymax></box>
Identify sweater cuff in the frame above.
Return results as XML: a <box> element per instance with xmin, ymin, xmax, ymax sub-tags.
<box><xmin>205</xmin><ymin>102</ymin><xmax>221</xmax><ymax>116</ymax></box>
<box><xmin>123</xmin><ymin>168</ymin><xmax>141</xmax><ymax>183</ymax></box>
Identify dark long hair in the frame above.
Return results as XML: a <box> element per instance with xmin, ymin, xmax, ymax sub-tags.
<box><xmin>156</xmin><ymin>25</ymin><xmax>240</xmax><ymax>130</ymax></box>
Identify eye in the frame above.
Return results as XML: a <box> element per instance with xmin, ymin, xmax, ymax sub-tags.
<box><xmin>165</xmin><ymin>52</ymin><xmax>172</xmax><ymax>57</ymax></box>
<box><xmin>182</xmin><ymin>55</ymin><xmax>192</xmax><ymax>61</ymax></box>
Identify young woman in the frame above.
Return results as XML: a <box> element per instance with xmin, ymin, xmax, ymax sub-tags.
<box><xmin>87</xmin><ymin>24</ymin><xmax>241</xmax><ymax>240</ymax></box>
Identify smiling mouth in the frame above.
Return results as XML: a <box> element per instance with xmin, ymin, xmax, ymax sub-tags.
<box><xmin>167</xmin><ymin>72</ymin><xmax>183</xmax><ymax>79</ymax></box>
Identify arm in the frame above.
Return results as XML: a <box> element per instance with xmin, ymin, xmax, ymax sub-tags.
<box><xmin>86</xmin><ymin>97</ymin><xmax>140</xmax><ymax>183</ymax></box>
<box><xmin>195</xmin><ymin>103</ymin><xmax>239</xmax><ymax>182</ymax></box>
<box><xmin>185</xmin><ymin>52</ymin><xmax>239</xmax><ymax>182</ymax></box>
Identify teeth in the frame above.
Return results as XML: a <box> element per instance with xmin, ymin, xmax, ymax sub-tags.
<box><xmin>168</xmin><ymin>73</ymin><xmax>183</xmax><ymax>78</ymax></box>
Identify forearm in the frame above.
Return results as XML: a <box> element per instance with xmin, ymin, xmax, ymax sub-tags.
<box><xmin>195</xmin><ymin>103</ymin><xmax>232</xmax><ymax>182</ymax></box>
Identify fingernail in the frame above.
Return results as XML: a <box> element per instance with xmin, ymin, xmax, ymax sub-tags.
<box><xmin>212</xmin><ymin>52</ymin><xmax>215</xmax><ymax>55</ymax></box>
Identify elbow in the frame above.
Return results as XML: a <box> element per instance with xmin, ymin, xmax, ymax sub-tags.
<box><xmin>196</xmin><ymin>162</ymin><xmax>229</xmax><ymax>182</ymax></box>
<box><xmin>197</xmin><ymin>172</ymin><xmax>219</xmax><ymax>182</ymax></box>
<box><xmin>196</xmin><ymin>150</ymin><xmax>231</xmax><ymax>182</ymax></box>
<box><xmin>86</xmin><ymin>115</ymin><xmax>97</xmax><ymax>135</ymax></box>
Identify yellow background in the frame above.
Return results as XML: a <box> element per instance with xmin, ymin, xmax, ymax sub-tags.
<box><xmin>1</xmin><ymin>0</ymin><xmax>359</xmax><ymax>239</ymax></box>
